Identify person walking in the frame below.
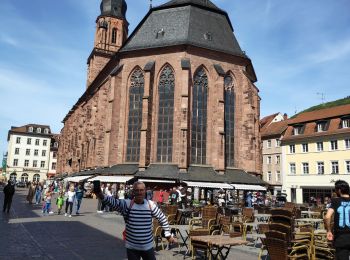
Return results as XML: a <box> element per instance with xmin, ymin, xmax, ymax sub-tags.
<box><xmin>65</xmin><ymin>186</ymin><xmax>76</xmax><ymax>217</ymax></box>
<box><xmin>43</xmin><ymin>190</ymin><xmax>52</xmax><ymax>216</ymax></box>
<box><xmin>35</xmin><ymin>183</ymin><xmax>43</xmax><ymax>204</ymax></box>
<box><xmin>3</xmin><ymin>180</ymin><xmax>15</xmax><ymax>213</ymax></box>
<box><xmin>56</xmin><ymin>192</ymin><xmax>64</xmax><ymax>215</ymax></box>
<box><xmin>93</xmin><ymin>181</ymin><xmax>175</xmax><ymax>260</ymax></box>
<box><xmin>75</xmin><ymin>184</ymin><xmax>85</xmax><ymax>215</ymax></box>
<box><xmin>26</xmin><ymin>182</ymin><xmax>35</xmax><ymax>204</ymax></box>
<box><xmin>325</xmin><ymin>180</ymin><xmax>350</xmax><ymax>260</ymax></box>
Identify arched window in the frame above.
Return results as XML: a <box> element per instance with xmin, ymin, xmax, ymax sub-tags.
<box><xmin>111</xmin><ymin>28</ymin><xmax>117</xmax><ymax>44</ymax></box>
<box><xmin>33</xmin><ymin>174</ymin><xmax>40</xmax><ymax>182</ymax></box>
<box><xmin>21</xmin><ymin>173</ymin><xmax>29</xmax><ymax>183</ymax></box>
<box><xmin>224</xmin><ymin>75</ymin><xmax>235</xmax><ymax>167</ymax></box>
<box><xmin>157</xmin><ymin>65</ymin><xmax>175</xmax><ymax>162</ymax></box>
<box><xmin>10</xmin><ymin>173</ymin><xmax>17</xmax><ymax>182</ymax></box>
<box><xmin>126</xmin><ymin>68</ymin><xmax>144</xmax><ymax>162</ymax></box>
<box><xmin>191</xmin><ymin>67</ymin><xmax>208</xmax><ymax>165</ymax></box>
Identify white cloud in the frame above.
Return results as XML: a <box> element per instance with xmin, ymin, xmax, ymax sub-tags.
<box><xmin>307</xmin><ymin>37</ymin><xmax>350</xmax><ymax>64</ymax></box>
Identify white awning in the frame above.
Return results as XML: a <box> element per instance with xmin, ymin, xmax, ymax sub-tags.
<box><xmin>183</xmin><ymin>181</ymin><xmax>234</xmax><ymax>189</ymax></box>
<box><xmin>64</xmin><ymin>175</ymin><xmax>92</xmax><ymax>183</ymax></box>
<box><xmin>138</xmin><ymin>179</ymin><xmax>175</xmax><ymax>183</ymax></box>
<box><xmin>88</xmin><ymin>176</ymin><xmax>133</xmax><ymax>183</ymax></box>
<box><xmin>231</xmin><ymin>184</ymin><xmax>266</xmax><ymax>191</ymax></box>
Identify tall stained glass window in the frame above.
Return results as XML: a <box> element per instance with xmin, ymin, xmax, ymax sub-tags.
<box><xmin>157</xmin><ymin>65</ymin><xmax>175</xmax><ymax>162</ymax></box>
<box><xmin>191</xmin><ymin>68</ymin><xmax>208</xmax><ymax>164</ymax></box>
<box><xmin>126</xmin><ymin>68</ymin><xmax>144</xmax><ymax>162</ymax></box>
<box><xmin>224</xmin><ymin>75</ymin><xmax>235</xmax><ymax>167</ymax></box>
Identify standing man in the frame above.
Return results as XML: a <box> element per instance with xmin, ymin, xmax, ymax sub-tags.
<box><xmin>93</xmin><ymin>181</ymin><xmax>175</xmax><ymax>260</ymax></box>
<box><xmin>325</xmin><ymin>180</ymin><xmax>350</xmax><ymax>260</ymax></box>
<box><xmin>3</xmin><ymin>180</ymin><xmax>15</xmax><ymax>213</ymax></box>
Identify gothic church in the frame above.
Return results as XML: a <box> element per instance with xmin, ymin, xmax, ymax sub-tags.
<box><xmin>58</xmin><ymin>0</ymin><xmax>263</xmax><ymax>185</ymax></box>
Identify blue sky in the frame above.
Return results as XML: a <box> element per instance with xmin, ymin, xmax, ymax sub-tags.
<box><xmin>0</xmin><ymin>0</ymin><xmax>349</xmax><ymax>157</ymax></box>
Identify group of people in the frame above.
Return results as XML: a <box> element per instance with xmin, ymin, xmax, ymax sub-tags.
<box><xmin>25</xmin><ymin>180</ymin><xmax>86</xmax><ymax>217</ymax></box>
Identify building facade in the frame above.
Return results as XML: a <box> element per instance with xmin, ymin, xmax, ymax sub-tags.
<box><xmin>57</xmin><ymin>0</ymin><xmax>263</xmax><ymax>185</ymax></box>
<box><xmin>282</xmin><ymin>104</ymin><xmax>350</xmax><ymax>204</ymax></box>
<box><xmin>6</xmin><ymin>124</ymin><xmax>55</xmax><ymax>183</ymax></box>
<box><xmin>260</xmin><ymin>113</ymin><xmax>288</xmax><ymax>194</ymax></box>
<box><xmin>47</xmin><ymin>135</ymin><xmax>59</xmax><ymax>179</ymax></box>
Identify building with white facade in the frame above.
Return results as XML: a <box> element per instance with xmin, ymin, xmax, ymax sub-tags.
<box><xmin>6</xmin><ymin>124</ymin><xmax>56</xmax><ymax>183</ymax></box>
<box><xmin>260</xmin><ymin>113</ymin><xmax>288</xmax><ymax>194</ymax></box>
<box><xmin>282</xmin><ymin>104</ymin><xmax>350</xmax><ymax>204</ymax></box>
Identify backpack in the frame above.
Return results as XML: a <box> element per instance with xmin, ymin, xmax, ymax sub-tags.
<box><xmin>122</xmin><ymin>199</ymin><xmax>152</xmax><ymax>241</ymax></box>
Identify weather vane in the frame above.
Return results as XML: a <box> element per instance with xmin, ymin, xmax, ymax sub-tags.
<box><xmin>149</xmin><ymin>0</ymin><xmax>152</xmax><ymax>9</ymax></box>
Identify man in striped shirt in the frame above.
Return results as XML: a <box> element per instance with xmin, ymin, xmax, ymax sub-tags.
<box><xmin>94</xmin><ymin>181</ymin><xmax>175</xmax><ymax>260</ymax></box>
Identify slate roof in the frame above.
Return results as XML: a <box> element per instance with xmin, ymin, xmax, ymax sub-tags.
<box><xmin>134</xmin><ymin>165</ymin><xmax>264</xmax><ymax>184</ymax></box>
<box><xmin>120</xmin><ymin>0</ymin><xmax>245</xmax><ymax>57</ymax></box>
<box><xmin>135</xmin><ymin>164</ymin><xmax>180</xmax><ymax>180</ymax></box>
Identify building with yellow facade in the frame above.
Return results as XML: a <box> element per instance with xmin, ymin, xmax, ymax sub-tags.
<box><xmin>282</xmin><ymin>103</ymin><xmax>350</xmax><ymax>204</ymax></box>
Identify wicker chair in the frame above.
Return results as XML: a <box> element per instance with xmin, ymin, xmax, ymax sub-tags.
<box><xmin>313</xmin><ymin>231</ymin><xmax>335</xmax><ymax>260</ymax></box>
<box><xmin>153</xmin><ymin>219</ymin><xmax>166</xmax><ymax>250</ymax></box>
<box><xmin>265</xmin><ymin>237</ymin><xmax>309</xmax><ymax>260</ymax></box>
<box><xmin>258</xmin><ymin>224</ymin><xmax>269</xmax><ymax>260</ymax></box>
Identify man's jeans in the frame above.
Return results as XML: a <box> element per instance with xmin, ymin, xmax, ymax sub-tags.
<box><xmin>126</xmin><ymin>248</ymin><xmax>156</xmax><ymax>260</ymax></box>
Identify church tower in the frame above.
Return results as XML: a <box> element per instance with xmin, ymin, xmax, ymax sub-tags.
<box><xmin>87</xmin><ymin>0</ymin><xmax>128</xmax><ymax>87</ymax></box>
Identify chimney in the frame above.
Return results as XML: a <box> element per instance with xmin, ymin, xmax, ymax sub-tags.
<box><xmin>283</xmin><ymin>113</ymin><xmax>288</xmax><ymax>120</ymax></box>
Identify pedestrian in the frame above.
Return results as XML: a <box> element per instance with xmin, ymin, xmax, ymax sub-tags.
<box><xmin>43</xmin><ymin>190</ymin><xmax>52</xmax><ymax>216</ymax></box>
<box><xmin>157</xmin><ymin>189</ymin><xmax>164</xmax><ymax>206</ymax></box>
<box><xmin>246</xmin><ymin>191</ymin><xmax>253</xmax><ymax>208</ymax></box>
<box><xmin>169</xmin><ymin>187</ymin><xmax>178</xmax><ymax>205</ymax></box>
<box><xmin>35</xmin><ymin>183</ymin><xmax>43</xmax><ymax>204</ymax></box>
<box><xmin>56</xmin><ymin>192</ymin><xmax>64</xmax><ymax>215</ymax></box>
<box><xmin>325</xmin><ymin>180</ymin><xmax>350</xmax><ymax>260</ymax></box>
<box><xmin>65</xmin><ymin>186</ymin><xmax>76</xmax><ymax>217</ymax></box>
<box><xmin>146</xmin><ymin>187</ymin><xmax>153</xmax><ymax>201</ymax></box>
<box><xmin>3</xmin><ymin>180</ymin><xmax>15</xmax><ymax>213</ymax></box>
<box><xmin>75</xmin><ymin>184</ymin><xmax>85</xmax><ymax>215</ymax></box>
<box><xmin>26</xmin><ymin>182</ymin><xmax>35</xmax><ymax>204</ymax></box>
<box><xmin>93</xmin><ymin>180</ymin><xmax>175</xmax><ymax>260</ymax></box>
<box><xmin>118</xmin><ymin>185</ymin><xmax>125</xmax><ymax>200</ymax></box>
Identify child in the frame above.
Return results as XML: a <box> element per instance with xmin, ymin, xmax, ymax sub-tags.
<box><xmin>56</xmin><ymin>192</ymin><xmax>64</xmax><ymax>215</ymax></box>
<box><xmin>43</xmin><ymin>190</ymin><xmax>52</xmax><ymax>215</ymax></box>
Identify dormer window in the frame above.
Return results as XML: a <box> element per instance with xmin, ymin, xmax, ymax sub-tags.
<box><xmin>316</xmin><ymin>121</ymin><xmax>328</xmax><ymax>132</ymax></box>
<box><xmin>342</xmin><ymin>117</ymin><xmax>350</xmax><ymax>128</ymax></box>
<box><xmin>44</xmin><ymin>128</ymin><xmax>49</xmax><ymax>134</ymax></box>
<box><xmin>36</xmin><ymin>128</ymin><xmax>41</xmax><ymax>133</ymax></box>
<box><xmin>293</xmin><ymin>125</ymin><xmax>304</xmax><ymax>135</ymax></box>
<box><xmin>28</xmin><ymin>127</ymin><xmax>33</xmax><ymax>132</ymax></box>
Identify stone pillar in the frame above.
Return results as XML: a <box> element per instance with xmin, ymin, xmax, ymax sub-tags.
<box><xmin>179</xmin><ymin>59</ymin><xmax>191</xmax><ymax>171</ymax></box>
<box><xmin>139</xmin><ymin>61</ymin><xmax>155</xmax><ymax>170</ymax></box>
<box><xmin>213</xmin><ymin>64</ymin><xmax>226</xmax><ymax>173</ymax></box>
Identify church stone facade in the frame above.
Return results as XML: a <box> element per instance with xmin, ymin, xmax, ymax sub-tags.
<box><xmin>58</xmin><ymin>0</ymin><xmax>262</xmax><ymax>181</ymax></box>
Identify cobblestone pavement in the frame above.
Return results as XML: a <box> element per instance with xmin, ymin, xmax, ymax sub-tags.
<box><xmin>0</xmin><ymin>187</ymin><xmax>263</xmax><ymax>259</ymax></box>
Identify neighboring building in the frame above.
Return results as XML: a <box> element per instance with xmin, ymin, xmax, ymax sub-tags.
<box><xmin>6</xmin><ymin>124</ymin><xmax>55</xmax><ymax>183</ymax></box>
<box><xmin>282</xmin><ymin>104</ymin><xmax>350</xmax><ymax>204</ymax></box>
<box><xmin>47</xmin><ymin>135</ymin><xmax>59</xmax><ymax>179</ymax></box>
<box><xmin>57</xmin><ymin>0</ymin><xmax>264</xmax><ymax>187</ymax></box>
<box><xmin>261</xmin><ymin>113</ymin><xmax>288</xmax><ymax>194</ymax></box>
